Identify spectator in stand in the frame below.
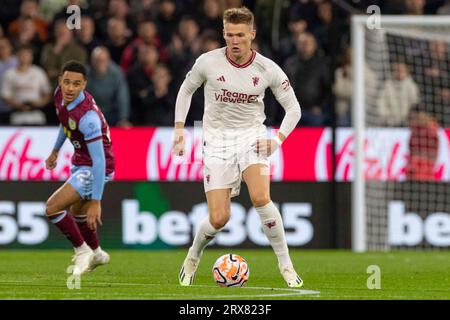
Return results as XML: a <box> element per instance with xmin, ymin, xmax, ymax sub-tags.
<box><xmin>0</xmin><ymin>37</ymin><xmax>17</xmax><ymax>124</ymax></box>
<box><xmin>144</xmin><ymin>64</ymin><xmax>176</xmax><ymax>126</ymax></box>
<box><xmin>284</xmin><ymin>32</ymin><xmax>332</xmax><ymax>126</ymax></box>
<box><xmin>120</xmin><ymin>19</ymin><xmax>168</xmax><ymax>73</ymax></box>
<box><xmin>105</xmin><ymin>18</ymin><xmax>132</xmax><ymax>66</ymax></box>
<box><xmin>423</xmin><ymin>41</ymin><xmax>450</xmax><ymax>103</ymax></box>
<box><xmin>0</xmin><ymin>0</ymin><xmax>21</xmax><ymax>33</ymax></box>
<box><xmin>127</xmin><ymin>44</ymin><xmax>160</xmax><ymax>125</ymax></box>
<box><xmin>198</xmin><ymin>0</ymin><xmax>224</xmax><ymax>33</ymax></box>
<box><xmin>333</xmin><ymin>46</ymin><xmax>377</xmax><ymax>127</ymax></box>
<box><xmin>406</xmin><ymin>110</ymin><xmax>439</xmax><ymax>181</ymax></box>
<box><xmin>278</xmin><ymin>15</ymin><xmax>307</xmax><ymax>66</ymax></box>
<box><xmin>75</xmin><ymin>15</ymin><xmax>101</xmax><ymax>57</ymax></box>
<box><xmin>8</xmin><ymin>0</ymin><xmax>48</xmax><ymax>42</ymax></box>
<box><xmin>169</xmin><ymin>16</ymin><xmax>201</xmax><ymax>88</ymax></box>
<box><xmin>50</xmin><ymin>0</ymin><xmax>91</xmax><ymax>32</ymax></box>
<box><xmin>333</xmin><ymin>47</ymin><xmax>353</xmax><ymax>127</ymax></box>
<box><xmin>38</xmin><ymin>0</ymin><xmax>69</xmax><ymax>22</ymax></box>
<box><xmin>289</xmin><ymin>0</ymin><xmax>321</xmax><ymax>32</ymax></box>
<box><xmin>224</xmin><ymin>0</ymin><xmax>243</xmax><ymax>8</ymax></box>
<box><xmin>40</xmin><ymin>19</ymin><xmax>87</xmax><ymax>88</ymax></box>
<box><xmin>199</xmin><ymin>29</ymin><xmax>221</xmax><ymax>53</ymax></box>
<box><xmin>155</xmin><ymin>0</ymin><xmax>179</xmax><ymax>46</ymax></box>
<box><xmin>313</xmin><ymin>1</ymin><xmax>333</xmax><ymax>56</ymax></box>
<box><xmin>420</xmin><ymin>40</ymin><xmax>450</xmax><ymax>126</ymax></box>
<box><xmin>9</xmin><ymin>15</ymin><xmax>43</xmax><ymax>64</ymax></box>
<box><xmin>403</xmin><ymin>0</ymin><xmax>426</xmax><ymax>14</ymax></box>
<box><xmin>129</xmin><ymin>0</ymin><xmax>158</xmax><ymax>22</ymax></box>
<box><xmin>87</xmin><ymin>46</ymin><xmax>131</xmax><ymax>127</ymax></box>
<box><xmin>377</xmin><ymin>62</ymin><xmax>420</xmax><ymax>127</ymax></box>
<box><xmin>437</xmin><ymin>0</ymin><xmax>450</xmax><ymax>14</ymax></box>
<box><xmin>97</xmin><ymin>0</ymin><xmax>136</xmax><ymax>41</ymax></box>
<box><xmin>1</xmin><ymin>45</ymin><xmax>51</xmax><ymax>125</ymax></box>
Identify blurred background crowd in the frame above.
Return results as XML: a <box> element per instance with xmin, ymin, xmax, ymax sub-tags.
<box><xmin>0</xmin><ymin>0</ymin><xmax>449</xmax><ymax>128</ymax></box>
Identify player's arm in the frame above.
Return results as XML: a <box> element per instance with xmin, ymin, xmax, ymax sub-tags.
<box><xmin>79</xmin><ymin>111</ymin><xmax>106</xmax><ymax>230</ymax></box>
<box><xmin>173</xmin><ymin>55</ymin><xmax>207</xmax><ymax>156</ymax></box>
<box><xmin>271</xmin><ymin>64</ymin><xmax>301</xmax><ymax>139</ymax></box>
<box><xmin>256</xmin><ymin>64</ymin><xmax>301</xmax><ymax>156</ymax></box>
<box><xmin>45</xmin><ymin>126</ymin><xmax>67</xmax><ymax>170</ymax></box>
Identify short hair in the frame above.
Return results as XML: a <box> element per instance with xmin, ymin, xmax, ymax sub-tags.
<box><xmin>61</xmin><ymin>60</ymin><xmax>87</xmax><ymax>79</ymax></box>
<box><xmin>223</xmin><ymin>6</ymin><xmax>254</xmax><ymax>28</ymax></box>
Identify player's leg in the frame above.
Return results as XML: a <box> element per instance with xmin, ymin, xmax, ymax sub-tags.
<box><xmin>190</xmin><ymin>188</ymin><xmax>231</xmax><ymax>258</ymax></box>
<box><xmin>46</xmin><ymin>182</ymin><xmax>85</xmax><ymax>248</ymax></box>
<box><xmin>243</xmin><ymin>164</ymin><xmax>303</xmax><ymax>288</ymax></box>
<box><xmin>71</xmin><ymin>200</ymin><xmax>110</xmax><ymax>271</ymax></box>
<box><xmin>45</xmin><ymin>182</ymin><xmax>94</xmax><ymax>275</ymax></box>
<box><xmin>179</xmin><ymin>188</ymin><xmax>231</xmax><ymax>286</ymax></box>
<box><xmin>179</xmin><ymin>139</ymin><xmax>240</xmax><ymax>286</ymax></box>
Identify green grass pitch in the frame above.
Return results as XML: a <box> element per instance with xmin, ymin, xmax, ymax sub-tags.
<box><xmin>0</xmin><ymin>249</ymin><xmax>449</xmax><ymax>300</ymax></box>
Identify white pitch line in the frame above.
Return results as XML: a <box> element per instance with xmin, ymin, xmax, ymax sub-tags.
<box><xmin>1</xmin><ymin>280</ymin><xmax>321</xmax><ymax>299</ymax></box>
<box><xmin>99</xmin><ymin>282</ymin><xmax>321</xmax><ymax>299</ymax></box>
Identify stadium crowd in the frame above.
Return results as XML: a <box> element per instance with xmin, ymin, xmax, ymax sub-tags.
<box><xmin>0</xmin><ymin>0</ymin><xmax>449</xmax><ymax>127</ymax></box>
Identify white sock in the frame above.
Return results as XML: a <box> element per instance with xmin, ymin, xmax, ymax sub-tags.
<box><xmin>189</xmin><ymin>217</ymin><xmax>221</xmax><ymax>259</ymax></box>
<box><xmin>255</xmin><ymin>201</ymin><xmax>293</xmax><ymax>270</ymax></box>
<box><xmin>94</xmin><ymin>246</ymin><xmax>102</xmax><ymax>254</ymax></box>
<box><xmin>74</xmin><ymin>242</ymin><xmax>89</xmax><ymax>253</ymax></box>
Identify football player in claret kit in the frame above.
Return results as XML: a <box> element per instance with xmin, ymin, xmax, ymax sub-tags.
<box><xmin>44</xmin><ymin>60</ymin><xmax>114</xmax><ymax>276</ymax></box>
<box><xmin>173</xmin><ymin>7</ymin><xmax>303</xmax><ymax>287</ymax></box>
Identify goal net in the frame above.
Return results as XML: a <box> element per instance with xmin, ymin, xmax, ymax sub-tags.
<box><xmin>351</xmin><ymin>15</ymin><xmax>450</xmax><ymax>251</ymax></box>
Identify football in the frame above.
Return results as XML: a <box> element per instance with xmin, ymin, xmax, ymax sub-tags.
<box><xmin>212</xmin><ymin>254</ymin><xmax>250</xmax><ymax>287</ymax></box>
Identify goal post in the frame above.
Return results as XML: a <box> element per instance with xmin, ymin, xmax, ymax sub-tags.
<box><xmin>351</xmin><ymin>15</ymin><xmax>450</xmax><ymax>252</ymax></box>
<box><xmin>352</xmin><ymin>15</ymin><xmax>366</xmax><ymax>252</ymax></box>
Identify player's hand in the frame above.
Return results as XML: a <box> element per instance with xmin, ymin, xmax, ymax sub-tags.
<box><xmin>45</xmin><ymin>151</ymin><xmax>58</xmax><ymax>170</ymax></box>
<box><xmin>172</xmin><ymin>128</ymin><xmax>185</xmax><ymax>156</ymax></box>
<box><xmin>86</xmin><ymin>200</ymin><xmax>102</xmax><ymax>231</ymax></box>
<box><xmin>253</xmin><ymin>139</ymin><xmax>279</xmax><ymax>157</ymax></box>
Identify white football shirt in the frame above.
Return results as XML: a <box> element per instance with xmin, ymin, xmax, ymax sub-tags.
<box><xmin>175</xmin><ymin>47</ymin><xmax>301</xmax><ymax>145</ymax></box>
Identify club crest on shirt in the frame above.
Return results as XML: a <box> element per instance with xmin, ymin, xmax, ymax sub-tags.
<box><xmin>282</xmin><ymin>79</ymin><xmax>291</xmax><ymax>90</ymax></box>
<box><xmin>68</xmin><ymin>117</ymin><xmax>77</xmax><ymax>130</ymax></box>
<box><xmin>252</xmin><ymin>76</ymin><xmax>259</xmax><ymax>87</ymax></box>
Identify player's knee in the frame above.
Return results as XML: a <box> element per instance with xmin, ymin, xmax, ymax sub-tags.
<box><xmin>251</xmin><ymin>194</ymin><xmax>271</xmax><ymax>208</ymax></box>
<box><xmin>45</xmin><ymin>198</ymin><xmax>58</xmax><ymax>216</ymax></box>
<box><xmin>209</xmin><ymin>211</ymin><xmax>230</xmax><ymax>230</ymax></box>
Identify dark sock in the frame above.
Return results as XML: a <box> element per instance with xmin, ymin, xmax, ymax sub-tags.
<box><xmin>48</xmin><ymin>211</ymin><xmax>84</xmax><ymax>248</ymax></box>
<box><xmin>74</xmin><ymin>215</ymin><xmax>99</xmax><ymax>250</ymax></box>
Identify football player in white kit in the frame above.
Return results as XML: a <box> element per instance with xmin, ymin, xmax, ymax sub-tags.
<box><xmin>173</xmin><ymin>7</ymin><xmax>303</xmax><ymax>288</ymax></box>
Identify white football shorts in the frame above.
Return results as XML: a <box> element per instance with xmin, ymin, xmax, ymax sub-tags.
<box><xmin>202</xmin><ymin>127</ymin><xmax>269</xmax><ymax>197</ymax></box>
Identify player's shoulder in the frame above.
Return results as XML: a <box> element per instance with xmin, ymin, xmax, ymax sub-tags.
<box><xmin>195</xmin><ymin>47</ymin><xmax>226</xmax><ymax>65</ymax></box>
<box><xmin>81</xmin><ymin>90</ymin><xmax>98</xmax><ymax>108</ymax></box>
<box><xmin>253</xmin><ymin>51</ymin><xmax>282</xmax><ymax>73</ymax></box>
<box><xmin>77</xmin><ymin>90</ymin><xmax>99</xmax><ymax>114</ymax></box>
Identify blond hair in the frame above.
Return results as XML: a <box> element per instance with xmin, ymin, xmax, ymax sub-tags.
<box><xmin>223</xmin><ymin>6</ymin><xmax>254</xmax><ymax>28</ymax></box>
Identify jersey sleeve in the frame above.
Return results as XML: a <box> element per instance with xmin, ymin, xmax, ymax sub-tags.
<box><xmin>174</xmin><ymin>54</ymin><xmax>207</xmax><ymax>124</ymax></box>
<box><xmin>269</xmin><ymin>63</ymin><xmax>302</xmax><ymax>138</ymax></box>
<box><xmin>80</xmin><ymin>111</ymin><xmax>106</xmax><ymax>201</ymax></box>
<box><xmin>53</xmin><ymin>125</ymin><xmax>67</xmax><ymax>151</ymax></box>
<box><xmin>86</xmin><ymin>139</ymin><xmax>106</xmax><ymax>200</ymax></box>
<box><xmin>79</xmin><ymin>111</ymin><xmax>102</xmax><ymax>143</ymax></box>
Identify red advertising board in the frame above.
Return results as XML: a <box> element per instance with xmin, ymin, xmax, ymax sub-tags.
<box><xmin>1</xmin><ymin>127</ymin><xmax>449</xmax><ymax>182</ymax></box>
